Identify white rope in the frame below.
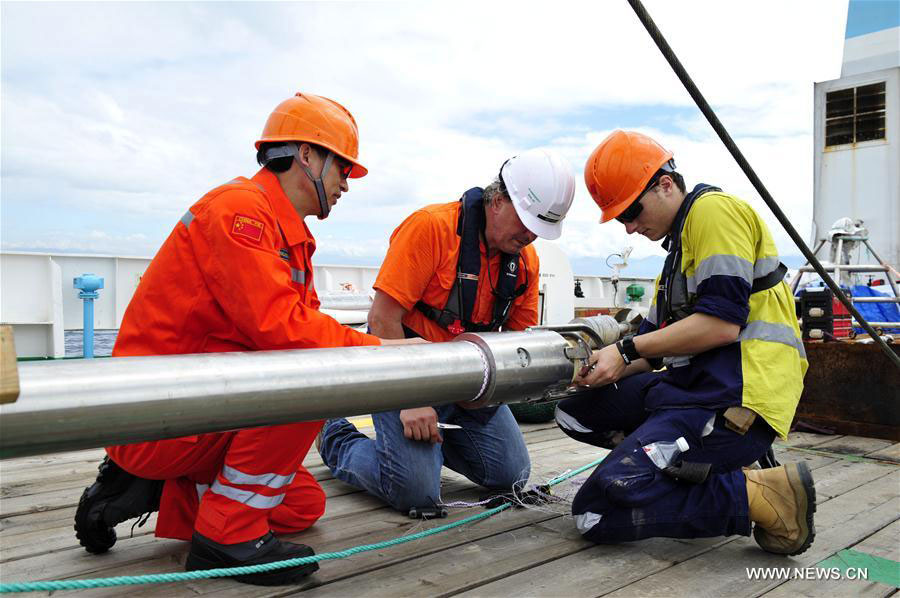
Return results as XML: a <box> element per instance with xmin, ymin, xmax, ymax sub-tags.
<box><xmin>465</xmin><ymin>341</ymin><xmax>491</xmax><ymax>402</ymax></box>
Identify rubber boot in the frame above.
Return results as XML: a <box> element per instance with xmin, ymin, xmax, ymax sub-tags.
<box><xmin>74</xmin><ymin>456</ymin><xmax>164</xmax><ymax>554</ymax></box>
<box><xmin>185</xmin><ymin>531</ymin><xmax>318</xmax><ymax>586</ymax></box>
<box><xmin>745</xmin><ymin>462</ymin><xmax>816</xmax><ymax>555</ymax></box>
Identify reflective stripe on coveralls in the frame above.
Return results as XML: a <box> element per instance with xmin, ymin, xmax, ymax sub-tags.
<box><xmin>209</xmin><ymin>482</ymin><xmax>288</xmax><ymax>510</ymax></box>
<box><xmin>220</xmin><ymin>464</ymin><xmax>297</xmax><ymax>488</ymax></box>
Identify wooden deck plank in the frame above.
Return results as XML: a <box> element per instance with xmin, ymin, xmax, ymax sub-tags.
<box><xmin>865</xmin><ymin>442</ymin><xmax>900</xmax><ymax>464</ymax></box>
<box><xmin>2</xmin><ymin>489</ymin><xmax>441</xmax><ymax>586</ymax></box>
<box><xmin>771</xmin><ymin>447</ymin><xmax>838</xmax><ymax>471</ymax></box>
<box><xmin>812</xmin><ymin>435</ymin><xmax>895</xmax><ymax>456</ymax></box>
<box><xmin>293</xmin><ymin>446</ymin><xmax>885</xmax><ymax>598</ymax></box>
<box><xmin>597</xmin><ymin>471</ymin><xmax>899</xmax><ymax>597</ymax></box>
<box><xmin>0</xmin><ymin>438</ymin><xmax>592</xmax><ymax>563</ymax></box>
<box><xmin>0</xmin><ymin>449</ymin><xmax>106</xmax><ymax>473</ymax></box>
<box><xmin>1</xmin><ymin>460</ymin><xmax>106</xmax><ymax>488</ymax></box>
<box><xmin>1</xmin><ymin>429</ymin><xmax>897</xmax><ymax>598</ymax></box>
<box><xmin>126</xmin><ymin>446</ymin><xmax>601</xmax><ymax>597</ymax></box>
<box><xmin>511</xmin><ymin>426</ymin><xmax>567</xmax><ymax>446</ymax></box>
<box><xmin>295</xmin><ymin>515</ymin><xmax>591</xmax><ymax>597</ymax></box>
<box><xmin>0</xmin><ymin>480</ymin><xmax>367</xmax><ymax>563</ymax></box>
<box><xmin>20</xmin><ymin>503</ymin><xmax>557</xmax><ymax>597</ymax></box>
<box><xmin>21</xmin><ymin>448</ymin><xmax>599</xmax><ymax>596</ymax></box>
<box><xmin>760</xmin><ymin>520</ymin><xmax>900</xmax><ymax>598</ymax></box>
<box><xmin>415</xmin><ymin>439</ymin><xmax>862</xmax><ymax>598</ymax></box>
<box><xmin>808</xmin><ymin>460</ymin><xmax>898</xmax><ymax>503</ymax></box>
<box><xmin>0</xmin><ymin>508</ymin><xmax>76</xmax><ymax>537</ymax></box>
<box><xmin>453</xmin><ymin>448</ymin><xmax>851</xmax><ymax>598</ymax></box>
<box><xmin>456</xmin><ymin>537</ymin><xmax>732</xmax><ymax>598</ymax></box>
<box><xmin>777</xmin><ymin>432</ymin><xmax>842</xmax><ymax>449</ymax></box>
<box><xmin>0</xmin><ymin>437</ymin><xmax>595</xmax><ymax>583</ymax></box>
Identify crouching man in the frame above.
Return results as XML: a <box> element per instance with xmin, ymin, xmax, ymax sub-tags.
<box><xmin>74</xmin><ymin>92</ymin><xmax>415</xmax><ymax>586</ymax></box>
<box><xmin>557</xmin><ymin>131</ymin><xmax>812</xmax><ymax>555</ymax></box>
<box><xmin>318</xmin><ymin>149</ymin><xmax>576</xmax><ymax>513</ymax></box>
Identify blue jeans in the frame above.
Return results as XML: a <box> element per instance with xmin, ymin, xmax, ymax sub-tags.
<box><xmin>556</xmin><ymin>371</ymin><xmax>776</xmax><ymax>543</ymax></box>
<box><xmin>319</xmin><ymin>405</ymin><xmax>531</xmax><ymax>511</ymax></box>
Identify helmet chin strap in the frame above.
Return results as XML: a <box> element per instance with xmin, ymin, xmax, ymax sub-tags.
<box><xmin>291</xmin><ymin>144</ymin><xmax>335</xmax><ymax>220</ymax></box>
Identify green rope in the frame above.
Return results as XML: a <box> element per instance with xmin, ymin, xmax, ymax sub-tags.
<box><xmin>0</xmin><ymin>456</ymin><xmax>605</xmax><ymax>593</ymax></box>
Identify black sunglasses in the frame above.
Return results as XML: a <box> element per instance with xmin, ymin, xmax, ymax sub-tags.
<box><xmin>616</xmin><ymin>197</ymin><xmax>644</xmax><ymax>223</ymax></box>
<box><xmin>616</xmin><ymin>182</ymin><xmax>659</xmax><ymax>224</ymax></box>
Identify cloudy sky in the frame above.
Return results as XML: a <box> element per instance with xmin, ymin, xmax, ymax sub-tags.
<box><xmin>1</xmin><ymin>1</ymin><xmax>848</xmax><ymax>275</ymax></box>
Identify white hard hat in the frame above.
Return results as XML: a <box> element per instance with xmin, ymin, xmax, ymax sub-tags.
<box><xmin>499</xmin><ymin>149</ymin><xmax>575</xmax><ymax>241</ymax></box>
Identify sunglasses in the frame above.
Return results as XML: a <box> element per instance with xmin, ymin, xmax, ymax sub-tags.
<box><xmin>335</xmin><ymin>157</ymin><xmax>354</xmax><ymax>179</ymax></box>
<box><xmin>616</xmin><ymin>182</ymin><xmax>659</xmax><ymax>224</ymax></box>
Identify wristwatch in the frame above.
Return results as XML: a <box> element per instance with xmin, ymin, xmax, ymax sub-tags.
<box><xmin>616</xmin><ymin>335</ymin><xmax>641</xmax><ymax>365</ymax></box>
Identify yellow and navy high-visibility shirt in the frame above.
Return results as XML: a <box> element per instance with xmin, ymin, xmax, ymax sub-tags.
<box><xmin>637</xmin><ymin>185</ymin><xmax>808</xmax><ymax>438</ymax></box>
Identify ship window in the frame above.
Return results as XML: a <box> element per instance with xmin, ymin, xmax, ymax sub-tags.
<box><xmin>825</xmin><ymin>82</ymin><xmax>886</xmax><ymax>146</ymax></box>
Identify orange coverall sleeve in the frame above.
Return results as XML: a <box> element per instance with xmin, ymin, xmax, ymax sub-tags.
<box><xmin>373</xmin><ymin>209</ymin><xmax>442</xmax><ymax>311</ymax></box>
<box><xmin>501</xmin><ymin>250</ymin><xmax>540</xmax><ymax>331</ymax></box>
<box><xmin>190</xmin><ymin>188</ymin><xmax>380</xmax><ymax>350</ymax></box>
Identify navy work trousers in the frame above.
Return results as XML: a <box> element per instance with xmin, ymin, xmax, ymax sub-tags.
<box><xmin>555</xmin><ymin>371</ymin><xmax>775</xmax><ymax>543</ymax></box>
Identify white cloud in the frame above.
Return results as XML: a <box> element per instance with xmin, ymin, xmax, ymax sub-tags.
<box><xmin>1</xmin><ymin>230</ymin><xmax>155</xmax><ymax>257</ymax></box>
<box><xmin>2</xmin><ymin>0</ymin><xmax>848</xmax><ymax>266</ymax></box>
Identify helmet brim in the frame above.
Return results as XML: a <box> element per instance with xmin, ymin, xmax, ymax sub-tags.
<box><xmin>599</xmin><ymin>200</ymin><xmax>631</xmax><ymax>223</ymax></box>
<box><xmin>512</xmin><ymin>199</ymin><xmax>563</xmax><ymax>240</ymax></box>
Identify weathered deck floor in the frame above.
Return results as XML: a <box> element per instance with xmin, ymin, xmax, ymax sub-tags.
<box><xmin>1</xmin><ymin>421</ymin><xmax>898</xmax><ymax>596</ymax></box>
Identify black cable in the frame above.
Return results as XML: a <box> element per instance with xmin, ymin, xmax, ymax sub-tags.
<box><xmin>626</xmin><ymin>0</ymin><xmax>900</xmax><ymax>370</ymax></box>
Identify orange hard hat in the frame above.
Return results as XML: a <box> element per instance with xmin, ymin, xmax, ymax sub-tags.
<box><xmin>256</xmin><ymin>92</ymin><xmax>367</xmax><ymax>178</ymax></box>
<box><xmin>584</xmin><ymin>130</ymin><xmax>673</xmax><ymax>223</ymax></box>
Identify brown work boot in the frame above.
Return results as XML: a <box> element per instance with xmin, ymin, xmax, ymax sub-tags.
<box><xmin>746</xmin><ymin>462</ymin><xmax>816</xmax><ymax>555</ymax></box>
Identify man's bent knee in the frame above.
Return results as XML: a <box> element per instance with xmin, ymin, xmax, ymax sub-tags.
<box><xmin>574</xmin><ymin>510</ymin><xmax>605</xmax><ymax>539</ymax></box>
<box><xmin>383</xmin><ymin>486</ymin><xmax>442</xmax><ymax>513</ymax></box>
<box><xmin>554</xmin><ymin>405</ymin><xmax>624</xmax><ymax>449</ymax></box>
<box><xmin>380</xmin><ymin>463</ymin><xmax>442</xmax><ymax>512</ymax></box>
<box><xmin>555</xmin><ymin>404</ymin><xmax>593</xmax><ymax>438</ymax></box>
<box><xmin>269</xmin><ymin>482</ymin><xmax>326</xmax><ymax>533</ymax></box>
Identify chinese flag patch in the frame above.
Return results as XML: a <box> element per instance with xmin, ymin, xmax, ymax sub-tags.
<box><xmin>232</xmin><ymin>214</ymin><xmax>265</xmax><ymax>243</ymax></box>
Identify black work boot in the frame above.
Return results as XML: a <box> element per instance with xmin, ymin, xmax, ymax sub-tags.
<box><xmin>74</xmin><ymin>456</ymin><xmax>164</xmax><ymax>554</ymax></box>
<box><xmin>185</xmin><ymin>531</ymin><xmax>319</xmax><ymax>586</ymax></box>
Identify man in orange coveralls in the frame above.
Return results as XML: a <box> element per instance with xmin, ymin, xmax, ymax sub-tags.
<box><xmin>74</xmin><ymin>92</ymin><xmax>412</xmax><ymax>586</ymax></box>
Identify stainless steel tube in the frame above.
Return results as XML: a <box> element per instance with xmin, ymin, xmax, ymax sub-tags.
<box><xmin>458</xmin><ymin>330</ymin><xmax>574</xmax><ymax>404</ymax></box>
<box><xmin>0</xmin><ymin>330</ymin><xmax>576</xmax><ymax>458</ymax></box>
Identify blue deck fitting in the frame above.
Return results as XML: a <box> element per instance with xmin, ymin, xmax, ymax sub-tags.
<box><xmin>73</xmin><ymin>274</ymin><xmax>104</xmax><ymax>359</ymax></box>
